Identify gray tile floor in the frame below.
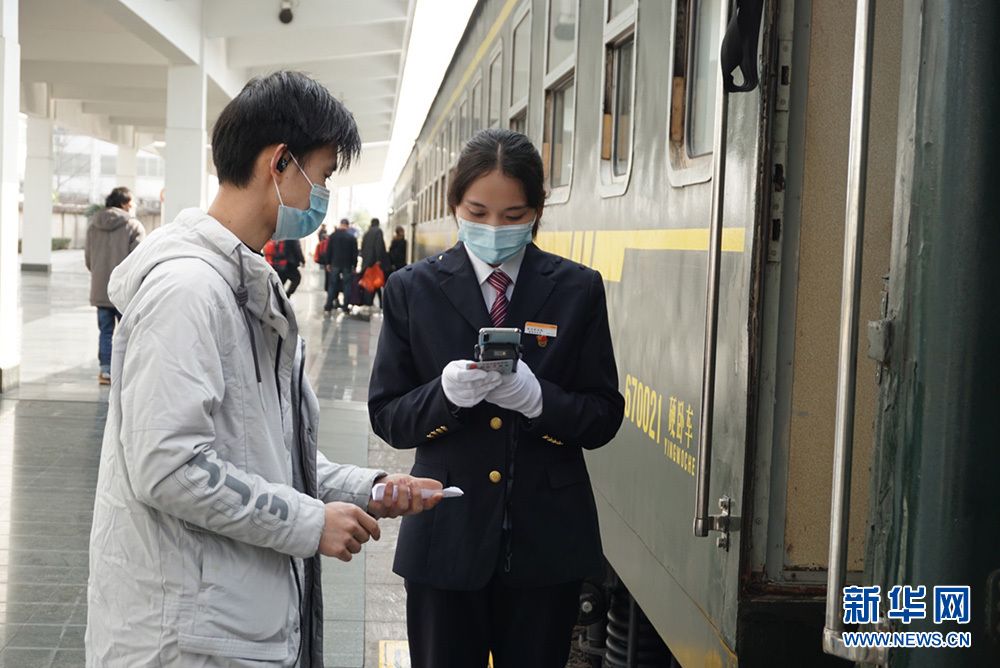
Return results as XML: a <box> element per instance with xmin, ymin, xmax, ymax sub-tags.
<box><xmin>0</xmin><ymin>250</ymin><xmax>415</xmax><ymax>667</ymax></box>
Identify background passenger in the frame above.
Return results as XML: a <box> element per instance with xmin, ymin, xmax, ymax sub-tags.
<box><xmin>324</xmin><ymin>218</ymin><xmax>358</xmax><ymax>314</ymax></box>
<box><xmin>84</xmin><ymin>186</ymin><xmax>145</xmax><ymax>385</ymax></box>
<box><xmin>360</xmin><ymin>217</ymin><xmax>388</xmax><ymax>307</ymax></box>
<box><xmin>389</xmin><ymin>225</ymin><xmax>407</xmax><ymax>274</ymax></box>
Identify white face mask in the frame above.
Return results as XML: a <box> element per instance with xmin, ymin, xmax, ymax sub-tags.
<box><xmin>457</xmin><ymin>217</ymin><xmax>535</xmax><ymax>265</ymax></box>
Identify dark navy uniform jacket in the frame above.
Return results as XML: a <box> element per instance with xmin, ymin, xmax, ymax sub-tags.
<box><xmin>368</xmin><ymin>241</ymin><xmax>624</xmax><ymax>590</ymax></box>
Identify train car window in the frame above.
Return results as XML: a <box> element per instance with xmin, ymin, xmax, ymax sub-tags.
<box><xmin>546</xmin><ymin>0</ymin><xmax>577</xmax><ymax>74</ymax></box>
<box><xmin>667</xmin><ymin>0</ymin><xmax>718</xmax><ymax>184</ymax></box>
<box><xmin>488</xmin><ymin>49</ymin><xmax>503</xmax><ymax>129</ymax></box>
<box><xmin>543</xmin><ymin>78</ymin><xmax>575</xmax><ymax>189</ymax></box>
<box><xmin>432</xmin><ymin>180</ymin><xmax>439</xmax><ymax>220</ymax></box>
<box><xmin>442</xmin><ymin>176</ymin><xmax>447</xmax><ymax>217</ymax></box>
<box><xmin>612</xmin><ymin>38</ymin><xmax>635</xmax><ymax>176</ymax></box>
<box><xmin>471</xmin><ymin>79</ymin><xmax>483</xmax><ymax>133</ymax></box>
<box><xmin>459</xmin><ymin>97</ymin><xmax>469</xmax><ymax>146</ymax></box>
<box><xmin>543</xmin><ymin>0</ymin><xmax>579</xmax><ymax>199</ymax></box>
<box><xmin>449</xmin><ymin>111</ymin><xmax>458</xmax><ymax>163</ymax></box>
<box><xmin>608</xmin><ymin>0</ymin><xmax>632</xmax><ymax>21</ymax></box>
<box><xmin>599</xmin><ymin>0</ymin><xmax>637</xmax><ymax>193</ymax></box>
<box><xmin>510</xmin><ymin>6</ymin><xmax>531</xmax><ymax>129</ymax></box>
<box><xmin>448</xmin><ymin>118</ymin><xmax>456</xmax><ymax>164</ymax></box>
<box><xmin>688</xmin><ymin>0</ymin><xmax>720</xmax><ymax>156</ymax></box>
<box><xmin>510</xmin><ymin>110</ymin><xmax>527</xmax><ymax>134</ymax></box>
<box><xmin>436</xmin><ymin>132</ymin><xmax>443</xmax><ymax>176</ymax></box>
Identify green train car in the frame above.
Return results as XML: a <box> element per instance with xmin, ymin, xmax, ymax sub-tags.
<box><xmin>388</xmin><ymin>0</ymin><xmax>999</xmax><ymax>665</ymax></box>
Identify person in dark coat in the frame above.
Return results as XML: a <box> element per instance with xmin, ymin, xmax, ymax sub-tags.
<box><xmin>360</xmin><ymin>218</ymin><xmax>388</xmax><ymax>307</ymax></box>
<box><xmin>388</xmin><ymin>225</ymin><xmax>407</xmax><ymax>273</ymax></box>
<box><xmin>368</xmin><ymin>129</ymin><xmax>625</xmax><ymax>668</ymax></box>
<box><xmin>275</xmin><ymin>238</ymin><xmax>305</xmax><ymax>296</ymax></box>
<box><xmin>323</xmin><ymin>218</ymin><xmax>359</xmax><ymax>313</ymax></box>
<box><xmin>85</xmin><ymin>186</ymin><xmax>146</xmax><ymax>384</ymax></box>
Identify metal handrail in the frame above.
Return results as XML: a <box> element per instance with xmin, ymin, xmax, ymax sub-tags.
<box><xmin>822</xmin><ymin>0</ymin><xmax>884</xmax><ymax>662</ymax></box>
<box><xmin>693</xmin><ymin>0</ymin><xmax>733</xmax><ymax>540</ymax></box>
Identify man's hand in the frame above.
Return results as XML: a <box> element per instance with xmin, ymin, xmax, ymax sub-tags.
<box><xmin>367</xmin><ymin>474</ymin><xmax>444</xmax><ymax>519</ymax></box>
<box><xmin>319</xmin><ymin>502</ymin><xmax>381</xmax><ymax>562</ymax></box>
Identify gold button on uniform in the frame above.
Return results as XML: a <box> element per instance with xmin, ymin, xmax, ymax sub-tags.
<box><xmin>489</xmin><ymin>470</ymin><xmax>502</xmax><ymax>484</ymax></box>
<box><xmin>490</xmin><ymin>417</ymin><xmax>503</xmax><ymax>430</ymax></box>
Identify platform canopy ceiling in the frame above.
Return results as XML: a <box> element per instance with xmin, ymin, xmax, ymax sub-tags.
<box><xmin>19</xmin><ymin>0</ymin><xmax>414</xmax><ymax>184</ymax></box>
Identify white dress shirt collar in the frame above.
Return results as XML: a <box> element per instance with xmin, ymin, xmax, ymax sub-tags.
<box><xmin>463</xmin><ymin>243</ymin><xmax>525</xmax><ymax>289</ymax></box>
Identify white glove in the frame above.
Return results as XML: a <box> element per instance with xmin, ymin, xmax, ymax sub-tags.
<box><xmin>484</xmin><ymin>360</ymin><xmax>543</xmax><ymax>419</ymax></box>
<box><xmin>441</xmin><ymin>360</ymin><xmax>502</xmax><ymax>408</ymax></box>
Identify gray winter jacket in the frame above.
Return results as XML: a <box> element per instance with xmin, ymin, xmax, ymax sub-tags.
<box><xmin>84</xmin><ymin>207</ymin><xmax>146</xmax><ymax>308</ymax></box>
<box><xmin>86</xmin><ymin>208</ymin><xmax>384</xmax><ymax>666</ymax></box>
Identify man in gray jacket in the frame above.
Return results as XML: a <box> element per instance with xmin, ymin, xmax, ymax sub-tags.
<box><xmin>84</xmin><ymin>186</ymin><xmax>145</xmax><ymax>384</ymax></box>
<box><xmin>86</xmin><ymin>72</ymin><xmax>443</xmax><ymax>666</ymax></box>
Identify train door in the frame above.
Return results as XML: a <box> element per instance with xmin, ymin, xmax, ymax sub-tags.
<box><xmin>584</xmin><ymin>0</ymin><xmax>771</xmax><ymax>664</ymax></box>
<box><xmin>741</xmin><ymin>0</ymin><xmax>902</xmax><ymax>661</ymax></box>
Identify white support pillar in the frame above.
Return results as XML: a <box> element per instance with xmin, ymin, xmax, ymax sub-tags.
<box><xmin>0</xmin><ymin>0</ymin><xmax>20</xmax><ymax>392</ymax></box>
<box><xmin>116</xmin><ymin>145</ymin><xmax>137</xmax><ymax>192</ymax></box>
<box><xmin>163</xmin><ymin>65</ymin><xmax>206</xmax><ymax>224</ymax></box>
<box><xmin>88</xmin><ymin>139</ymin><xmax>101</xmax><ymax>205</ymax></box>
<box><xmin>21</xmin><ymin>116</ymin><xmax>54</xmax><ymax>273</ymax></box>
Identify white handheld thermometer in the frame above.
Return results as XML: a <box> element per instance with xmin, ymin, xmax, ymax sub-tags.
<box><xmin>371</xmin><ymin>483</ymin><xmax>464</xmax><ymax>502</ymax></box>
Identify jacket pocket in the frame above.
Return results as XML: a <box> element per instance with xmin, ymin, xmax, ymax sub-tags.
<box><xmin>547</xmin><ymin>457</ymin><xmax>590</xmax><ymax>489</ymax></box>
<box><xmin>178</xmin><ymin>534</ymin><xmax>293</xmax><ymax>661</ymax></box>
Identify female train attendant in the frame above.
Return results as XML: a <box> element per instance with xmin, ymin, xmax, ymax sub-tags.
<box><xmin>368</xmin><ymin>129</ymin><xmax>625</xmax><ymax>667</ymax></box>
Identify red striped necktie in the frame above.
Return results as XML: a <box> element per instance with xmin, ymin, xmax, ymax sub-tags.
<box><xmin>487</xmin><ymin>270</ymin><xmax>512</xmax><ymax>327</ymax></box>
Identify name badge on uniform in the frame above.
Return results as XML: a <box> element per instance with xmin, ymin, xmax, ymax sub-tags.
<box><xmin>524</xmin><ymin>321</ymin><xmax>557</xmax><ymax>347</ymax></box>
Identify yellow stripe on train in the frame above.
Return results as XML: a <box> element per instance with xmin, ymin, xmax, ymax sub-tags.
<box><xmin>414</xmin><ymin>227</ymin><xmax>747</xmax><ymax>283</ymax></box>
<box><xmin>534</xmin><ymin>228</ymin><xmax>747</xmax><ymax>282</ymax></box>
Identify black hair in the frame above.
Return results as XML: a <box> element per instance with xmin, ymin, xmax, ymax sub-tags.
<box><xmin>447</xmin><ymin>128</ymin><xmax>545</xmax><ymax>235</ymax></box>
<box><xmin>211</xmin><ymin>71</ymin><xmax>362</xmax><ymax>187</ymax></box>
<box><xmin>370</xmin><ymin>218</ymin><xmax>380</xmax><ymax>227</ymax></box>
<box><xmin>105</xmin><ymin>186</ymin><xmax>132</xmax><ymax>210</ymax></box>
<box><xmin>395</xmin><ymin>226</ymin><xmax>405</xmax><ymax>236</ymax></box>
<box><xmin>339</xmin><ymin>218</ymin><xmax>350</xmax><ymax>226</ymax></box>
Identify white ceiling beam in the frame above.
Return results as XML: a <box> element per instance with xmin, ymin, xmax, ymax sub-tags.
<box><xmin>338</xmin><ymin>99</ymin><xmax>396</xmax><ymax>117</ymax></box>
<box><xmin>50</xmin><ymin>83</ymin><xmax>167</xmax><ymax>105</ymax></box>
<box><xmin>20</xmin><ymin>82</ymin><xmax>52</xmax><ymax>118</ymax></box>
<box><xmin>350</xmin><ymin>109</ymin><xmax>394</xmax><ymax>122</ymax></box>
<box><xmin>357</xmin><ymin>124</ymin><xmax>393</xmax><ymax>143</ymax></box>
<box><xmin>260</xmin><ymin>53</ymin><xmax>401</xmax><ymax>83</ymax></box>
<box><xmin>83</xmin><ymin>0</ymin><xmax>203</xmax><ymax>65</ymax></box>
<box><xmin>52</xmin><ymin>99</ymin><xmax>135</xmax><ymax>146</ymax></box>
<box><xmin>22</xmin><ymin>60</ymin><xmax>167</xmax><ymax>89</ymax></box>
<box><xmin>204</xmin><ymin>37</ymin><xmax>246</xmax><ymax>101</ymax></box>
<box><xmin>386</xmin><ymin>0</ymin><xmax>418</xmax><ymax>157</ymax></box>
<box><xmin>316</xmin><ymin>77</ymin><xmax>398</xmax><ymax>102</ymax></box>
<box><xmin>21</xmin><ymin>28</ymin><xmax>167</xmax><ymax>65</ymax></box>
<box><xmin>204</xmin><ymin>0</ymin><xmax>407</xmax><ymax>39</ymax></box>
<box><xmin>82</xmin><ymin>101</ymin><xmax>165</xmax><ymax>119</ymax></box>
<box><xmin>227</xmin><ymin>23</ymin><xmax>404</xmax><ymax>69</ymax></box>
<box><xmin>335</xmin><ymin>142</ymin><xmax>391</xmax><ymax>186</ymax></box>
<box><xmin>109</xmin><ymin>115</ymin><xmax>165</xmax><ymax>128</ymax></box>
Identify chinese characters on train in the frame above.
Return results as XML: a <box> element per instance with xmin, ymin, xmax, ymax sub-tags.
<box><xmin>623</xmin><ymin>374</ymin><xmax>695</xmax><ymax>476</ymax></box>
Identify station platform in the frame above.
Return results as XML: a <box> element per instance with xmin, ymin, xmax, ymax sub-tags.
<box><xmin>0</xmin><ymin>250</ymin><xmax>415</xmax><ymax>667</ymax></box>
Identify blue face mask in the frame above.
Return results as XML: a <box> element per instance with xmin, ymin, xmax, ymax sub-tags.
<box><xmin>458</xmin><ymin>217</ymin><xmax>535</xmax><ymax>265</ymax></box>
<box><xmin>272</xmin><ymin>154</ymin><xmax>330</xmax><ymax>240</ymax></box>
